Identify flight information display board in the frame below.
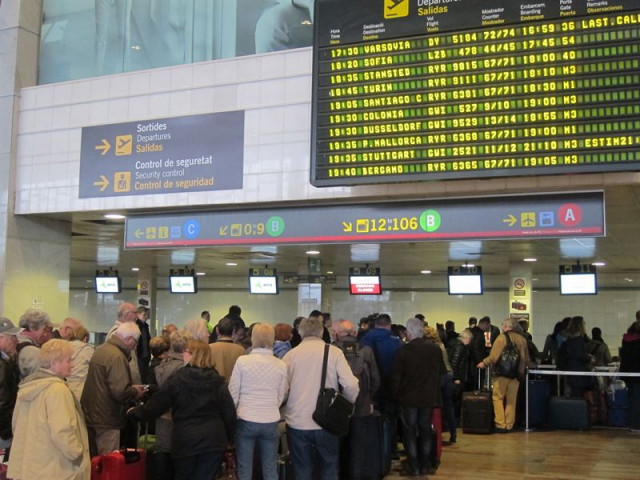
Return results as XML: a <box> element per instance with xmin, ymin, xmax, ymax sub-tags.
<box><xmin>311</xmin><ymin>0</ymin><xmax>640</xmax><ymax>186</ymax></box>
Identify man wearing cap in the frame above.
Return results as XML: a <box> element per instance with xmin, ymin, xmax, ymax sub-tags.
<box><xmin>16</xmin><ymin>309</ymin><xmax>54</xmax><ymax>379</ymax></box>
<box><xmin>0</xmin><ymin>317</ymin><xmax>21</xmax><ymax>458</ymax></box>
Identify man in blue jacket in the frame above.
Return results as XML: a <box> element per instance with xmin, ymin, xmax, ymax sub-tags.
<box><xmin>360</xmin><ymin>313</ymin><xmax>403</xmax><ymax>459</ymax></box>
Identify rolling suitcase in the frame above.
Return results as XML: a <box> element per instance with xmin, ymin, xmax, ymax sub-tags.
<box><xmin>462</xmin><ymin>368</ymin><xmax>494</xmax><ymax>434</ymax></box>
<box><xmin>146</xmin><ymin>447</ymin><xmax>173</xmax><ymax>480</ymax></box>
<box><xmin>429</xmin><ymin>407</ymin><xmax>443</xmax><ymax>472</ymax></box>
<box><xmin>91</xmin><ymin>448</ymin><xmax>146</xmax><ymax>480</ymax></box>
<box><xmin>548</xmin><ymin>397</ymin><xmax>589</xmax><ymax>430</ymax></box>
<box><xmin>584</xmin><ymin>390</ymin><xmax>608</xmax><ymax>425</ymax></box>
<box><xmin>528</xmin><ymin>379</ymin><xmax>551</xmax><ymax>427</ymax></box>
<box><xmin>376</xmin><ymin>413</ymin><xmax>393</xmax><ymax>478</ymax></box>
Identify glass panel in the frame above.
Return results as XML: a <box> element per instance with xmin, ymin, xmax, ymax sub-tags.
<box><xmin>39</xmin><ymin>0</ymin><xmax>314</xmax><ymax>85</ymax></box>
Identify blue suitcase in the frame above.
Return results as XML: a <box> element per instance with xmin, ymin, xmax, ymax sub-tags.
<box><xmin>527</xmin><ymin>380</ymin><xmax>551</xmax><ymax>427</ymax></box>
<box><xmin>608</xmin><ymin>407</ymin><xmax>629</xmax><ymax>427</ymax></box>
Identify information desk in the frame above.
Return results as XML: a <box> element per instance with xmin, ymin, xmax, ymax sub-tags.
<box><xmin>312</xmin><ymin>0</ymin><xmax>640</xmax><ymax>185</ymax></box>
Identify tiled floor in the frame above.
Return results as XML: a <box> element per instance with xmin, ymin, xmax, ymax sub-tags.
<box><xmin>383</xmin><ymin>427</ymin><xmax>640</xmax><ymax>479</ymax></box>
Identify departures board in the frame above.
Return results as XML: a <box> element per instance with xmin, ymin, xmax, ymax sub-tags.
<box><xmin>310</xmin><ymin>0</ymin><xmax>640</xmax><ymax>186</ymax></box>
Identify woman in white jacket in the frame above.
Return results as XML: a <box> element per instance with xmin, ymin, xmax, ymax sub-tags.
<box><xmin>8</xmin><ymin>339</ymin><xmax>90</xmax><ymax>480</ymax></box>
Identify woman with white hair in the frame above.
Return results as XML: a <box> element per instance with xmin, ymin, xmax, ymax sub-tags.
<box><xmin>8</xmin><ymin>339</ymin><xmax>90</xmax><ymax>480</ymax></box>
<box><xmin>228</xmin><ymin>324</ymin><xmax>288</xmax><ymax>480</ymax></box>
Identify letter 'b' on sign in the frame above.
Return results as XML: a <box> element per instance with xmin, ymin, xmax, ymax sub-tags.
<box><xmin>420</xmin><ymin>209</ymin><xmax>441</xmax><ymax>232</ymax></box>
<box><xmin>557</xmin><ymin>203</ymin><xmax>582</xmax><ymax>227</ymax></box>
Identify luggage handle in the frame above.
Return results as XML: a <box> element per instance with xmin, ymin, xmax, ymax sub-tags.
<box><xmin>121</xmin><ymin>448</ymin><xmax>141</xmax><ymax>464</ymax></box>
<box><xmin>477</xmin><ymin>366</ymin><xmax>490</xmax><ymax>391</ymax></box>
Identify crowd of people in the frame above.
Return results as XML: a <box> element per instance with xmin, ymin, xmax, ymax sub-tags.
<box><xmin>0</xmin><ymin>305</ymin><xmax>638</xmax><ymax>480</ymax></box>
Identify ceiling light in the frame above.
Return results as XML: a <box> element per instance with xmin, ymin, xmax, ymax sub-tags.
<box><xmin>131</xmin><ymin>267</ymin><xmax>139</xmax><ymax>272</ymax></box>
<box><xmin>592</xmin><ymin>262</ymin><xmax>606</xmax><ymax>267</ymax></box>
<box><xmin>306</xmin><ymin>250</ymin><xmax>320</xmax><ymax>255</ymax></box>
<box><xmin>226</xmin><ymin>262</ymin><xmax>237</xmax><ymax>266</ymax></box>
<box><xmin>104</xmin><ymin>213</ymin><xmax>125</xmax><ymax>220</ymax></box>
<box><xmin>171</xmin><ymin>249</ymin><xmax>195</xmax><ymax>265</ymax></box>
<box><xmin>624</xmin><ymin>277</ymin><xmax>633</xmax><ymax>282</ymax></box>
<box><xmin>350</xmin><ymin>244</ymin><xmax>380</xmax><ymax>262</ymax></box>
<box><xmin>196</xmin><ymin>272</ymin><xmax>206</xmax><ymax>276</ymax></box>
<box><xmin>326</xmin><ymin>271</ymin><xmax>334</xmax><ymax>275</ymax></box>
<box><xmin>523</xmin><ymin>258</ymin><xmax>537</xmax><ymax>262</ymax></box>
<box><xmin>462</xmin><ymin>263</ymin><xmax>475</xmax><ymax>268</ymax></box>
<box><xmin>421</xmin><ymin>270</ymin><xmax>432</xmax><ymax>274</ymax></box>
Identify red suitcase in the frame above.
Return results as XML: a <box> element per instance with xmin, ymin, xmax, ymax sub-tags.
<box><xmin>430</xmin><ymin>407</ymin><xmax>443</xmax><ymax>471</ymax></box>
<box><xmin>91</xmin><ymin>448</ymin><xmax>146</xmax><ymax>480</ymax></box>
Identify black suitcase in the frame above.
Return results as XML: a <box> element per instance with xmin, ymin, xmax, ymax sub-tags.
<box><xmin>146</xmin><ymin>447</ymin><xmax>173</xmax><ymax>480</ymax></box>
<box><xmin>462</xmin><ymin>368</ymin><xmax>494</xmax><ymax>434</ymax></box>
<box><xmin>548</xmin><ymin>397</ymin><xmax>589</xmax><ymax>430</ymax></box>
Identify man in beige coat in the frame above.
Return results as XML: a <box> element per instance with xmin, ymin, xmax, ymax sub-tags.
<box><xmin>477</xmin><ymin>318</ymin><xmax>530</xmax><ymax>433</ymax></box>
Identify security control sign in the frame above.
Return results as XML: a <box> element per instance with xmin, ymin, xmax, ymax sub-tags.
<box><xmin>79</xmin><ymin>111</ymin><xmax>244</xmax><ymax>198</ymax></box>
<box><xmin>125</xmin><ymin>191</ymin><xmax>604</xmax><ymax>248</ymax></box>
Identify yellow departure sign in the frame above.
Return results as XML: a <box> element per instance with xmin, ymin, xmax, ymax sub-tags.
<box><xmin>311</xmin><ymin>0</ymin><xmax>640</xmax><ymax>186</ymax></box>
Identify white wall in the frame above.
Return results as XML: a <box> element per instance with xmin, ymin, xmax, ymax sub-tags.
<box><xmin>15</xmin><ymin>46</ymin><xmax>637</xmax><ymax>216</ymax></box>
<box><xmin>69</xmin><ymin>279</ymin><xmax>640</xmax><ymax>354</ymax></box>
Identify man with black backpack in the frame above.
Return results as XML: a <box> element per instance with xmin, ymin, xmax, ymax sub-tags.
<box><xmin>477</xmin><ymin>318</ymin><xmax>530</xmax><ymax>433</ymax></box>
<box><xmin>335</xmin><ymin>320</ymin><xmax>380</xmax><ymax>480</ymax></box>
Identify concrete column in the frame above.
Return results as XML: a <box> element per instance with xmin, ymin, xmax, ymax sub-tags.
<box><xmin>508</xmin><ymin>263</ymin><xmax>533</xmax><ymax>336</ymax></box>
<box><xmin>0</xmin><ymin>0</ymin><xmax>72</xmax><ymax>321</ymax></box>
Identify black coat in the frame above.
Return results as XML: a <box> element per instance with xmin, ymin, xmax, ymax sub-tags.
<box><xmin>447</xmin><ymin>341</ymin><xmax>470</xmax><ymax>385</ymax></box>
<box><xmin>471</xmin><ymin>326</ymin><xmax>499</xmax><ymax>364</ymax></box>
<box><xmin>620</xmin><ymin>333</ymin><xmax>640</xmax><ymax>385</ymax></box>
<box><xmin>0</xmin><ymin>356</ymin><xmax>18</xmax><ymax>440</ymax></box>
<box><xmin>136</xmin><ymin>319</ymin><xmax>151</xmax><ymax>381</ymax></box>
<box><xmin>559</xmin><ymin>334</ymin><xmax>593</xmax><ymax>390</ymax></box>
<box><xmin>389</xmin><ymin>338</ymin><xmax>446</xmax><ymax>408</ymax></box>
<box><xmin>133</xmin><ymin>365</ymin><xmax>236</xmax><ymax>458</ymax></box>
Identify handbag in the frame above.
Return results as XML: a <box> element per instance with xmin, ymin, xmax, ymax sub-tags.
<box><xmin>494</xmin><ymin>332</ymin><xmax>520</xmax><ymax>379</ymax></box>
<box><xmin>312</xmin><ymin>344</ymin><xmax>354</xmax><ymax>436</ymax></box>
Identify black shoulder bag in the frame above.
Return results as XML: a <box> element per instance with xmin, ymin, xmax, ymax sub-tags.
<box><xmin>494</xmin><ymin>332</ymin><xmax>520</xmax><ymax>379</ymax></box>
<box><xmin>312</xmin><ymin>344</ymin><xmax>354</xmax><ymax>436</ymax></box>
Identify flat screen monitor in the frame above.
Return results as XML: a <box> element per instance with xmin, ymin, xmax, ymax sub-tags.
<box><xmin>249</xmin><ymin>275</ymin><xmax>278</xmax><ymax>294</ymax></box>
<box><xmin>448</xmin><ymin>274</ymin><xmax>483</xmax><ymax>295</ymax></box>
<box><xmin>349</xmin><ymin>275</ymin><xmax>382</xmax><ymax>295</ymax></box>
<box><xmin>560</xmin><ymin>273</ymin><xmax>597</xmax><ymax>295</ymax></box>
<box><xmin>170</xmin><ymin>275</ymin><xmax>197</xmax><ymax>294</ymax></box>
<box><xmin>95</xmin><ymin>276</ymin><xmax>121</xmax><ymax>294</ymax></box>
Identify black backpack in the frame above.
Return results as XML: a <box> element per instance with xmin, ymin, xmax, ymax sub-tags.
<box><xmin>494</xmin><ymin>332</ymin><xmax>520</xmax><ymax>379</ymax></box>
<box><xmin>339</xmin><ymin>342</ymin><xmax>370</xmax><ymax>412</ymax></box>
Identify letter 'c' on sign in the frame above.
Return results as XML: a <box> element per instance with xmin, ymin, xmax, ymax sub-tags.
<box><xmin>557</xmin><ymin>203</ymin><xmax>582</xmax><ymax>227</ymax></box>
<box><xmin>183</xmin><ymin>219</ymin><xmax>201</xmax><ymax>239</ymax></box>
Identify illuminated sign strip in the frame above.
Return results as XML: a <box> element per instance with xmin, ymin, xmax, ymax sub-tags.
<box><xmin>124</xmin><ymin>192</ymin><xmax>604</xmax><ymax>248</ymax></box>
<box><xmin>311</xmin><ymin>2</ymin><xmax>640</xmax><ymax>185</ymax></box>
